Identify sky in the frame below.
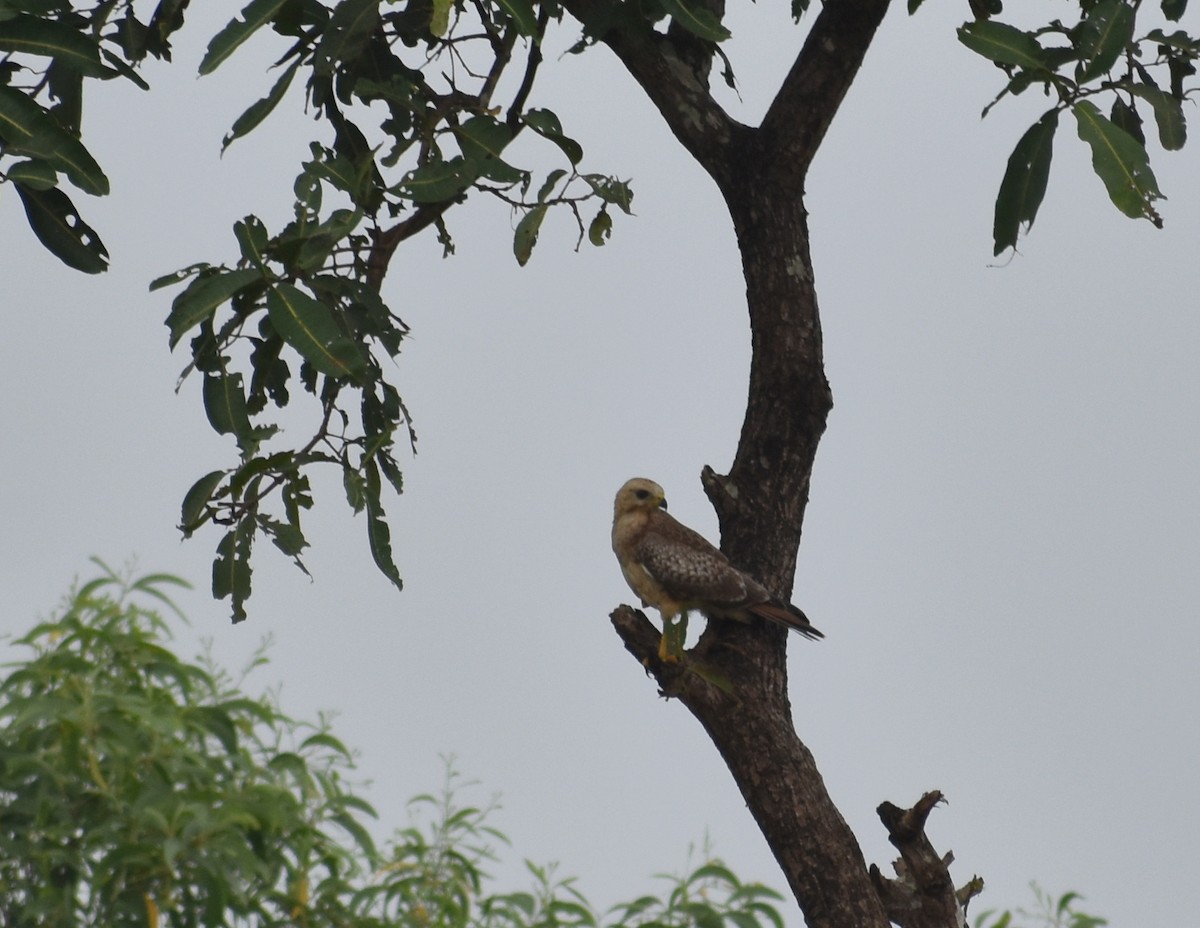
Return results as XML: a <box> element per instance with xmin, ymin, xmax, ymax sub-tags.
<box><xmin>3</xmin><ymin>3</ymin><xmax>1199</xmax><ymax>927</ymax></box>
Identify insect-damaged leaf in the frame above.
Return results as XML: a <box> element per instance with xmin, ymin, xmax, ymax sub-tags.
<box><xmin>199</xmin><ymin>0</ymin><xmax>289</xmax><ymax>75</ymax></box>
<box><xmin>14</xmin><ymin>183</ymin><xmax>108</xmax><ymax>273</ymax></box>
<box><xmin>213</xmin><ymin>523</ymin><xmax>253</xmax><ymax>623</ymax></box>
<box><xmin>993</xmin><ymin>110</ymin><xmax>1058</xmax><ymax>255</ymax></box>
<box><xmin>1073</xmin><ymin>100</ymin><xmax>1164</xmax><ymax>226</ymax></box>
<box><xmin>166</xmin><ymin>268</ymin><xmax>263</xmax><ymax>348</ymax></box>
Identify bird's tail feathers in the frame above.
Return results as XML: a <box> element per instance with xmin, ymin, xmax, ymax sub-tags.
<box><xmin>749</xmin><ymin>601</ymin><xmax>824</xmax><ymax>640</ymax></box>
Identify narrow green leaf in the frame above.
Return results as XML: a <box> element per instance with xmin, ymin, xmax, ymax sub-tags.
<box><xmin>494</xmin><ymin>0</ymin><xmax>538</xmax><ymax>36</ymax></box>
<box><xmin>313</xmin><ymin>0</ymin><xmax>379</xmax><ymax>75</ymax></box>
<box><xmin>150</xmin><ymin>262</ymin><xmax>211</xmax><ymax>292</ymax></box>
<box><xmin>266</xmin><ymin>284</ymin><xmax>367</xmax><ymax>380</ymax></box>
<box><xmin>957</xmin><ymin>21</ymin><xmax>1050</xmax><ymax>71</ymax></box>
<box><xmin>1076</xmin><ymin>0</ymin><xmax>1135</xmax><ymax>82</ymax></box>
<box><xmin>907</xmin><ymin>0</ymin><xmax>927</xmax><ymax>11</ymax></box>
<box><xmin>14</xmin><ymin>183</ymin><xmax>108</xmax><ymax>273</ymax></box>
<box><xmin>513</xmin><ymin>204</ymin><xmax>547</xmax><ymax>266</ymax></box>
<box><xmin>221</xmin><ymin>61</ymin><xmax>299</xmax><ymax>152</ymax></box>
<box><xmin>536</xmin><ymin>168</ymin><xmax>568</xmax><ymax>203</ymax></box>
<box><xmin>659</xmin><ymin>0</ymin><xmax>730</xmax><ymax>41</ymax></box>
<box><xmin>1127</xmin><ymin>81</ymin><xmax>1187</xmax><ymax>150</ymax></box>
<box><xmin>993</xmin><ymin>110</ymin><xmax>1058</xmax><ymax>255</ymax></box>
<box><xmin>199</xmin><ymin>0</ymin><xmax>289</xmax><ymax>75</ymax></box>
<box><xmin>180</xmin><ymin>469</ymin><xmax>226</xmax><ymax>533</ymax></box>
<box><xmin>0</xmin><ymin>86</ymin><xmax>109</xmax><ymax>195</ymax></box>
<box><xmin>213</xmin><ymin>524</ymin><xmax>253</xmax><ymax>623</ymax></box>
<box><xmin>523</xmin><ymin>108</ymin><xmax>583</xmax><ymax>164</ymax></box>
<box><xmin>6</xmin><ymin>157</ymin><xmax>56</xmax><ymax>189</ymax></box>
<box><xmin>364</xmin><ymin>459</ymin><xmax>402</xmax><ymax>590</ymax></box>
<box><xmin>430</xmin><ymin>0</ymin><xmax>451</xmax><ymax>35</ymax></box>
<box><xmin>203</xmin><ymin>371</ymin><xmax>253</xmax><ymax>440</ymax></box>
<box><xmin>0</xmin><ymin>15</ymin><xmax>111</xmax><ymax>77</ymax></box>
<box><xmin>166</xmin><ymin>268</ymin><xmax>263</xmax><ymax>348</ymax></box>
<box><xmin>1073</xmin><ymin>99</ymin><xmax>1164</xmax><ymax>226</ymax></box>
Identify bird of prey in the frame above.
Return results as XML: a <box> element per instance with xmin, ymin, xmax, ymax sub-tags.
<box><xmin>611</xmin><ymin>477</ymin><xmax>822</xmax><ymax>661</ymax></box>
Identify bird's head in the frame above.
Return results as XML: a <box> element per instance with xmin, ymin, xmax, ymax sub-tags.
<box><xmin>614</xmin><ymin>477</ymin><xmax>667</xmax><ymax>517</ymax></box>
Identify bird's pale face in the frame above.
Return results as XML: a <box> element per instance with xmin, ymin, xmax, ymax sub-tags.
<box><xmin>614</xmin><ymin>477</ymin><xmax>667</xmax><ymax>517</ymax></box>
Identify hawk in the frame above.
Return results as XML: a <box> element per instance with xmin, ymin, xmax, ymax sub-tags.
<box><xmin>611</xmin><ymin>477</ymin><xmax>822</xmax><ymax>660</ymax></box>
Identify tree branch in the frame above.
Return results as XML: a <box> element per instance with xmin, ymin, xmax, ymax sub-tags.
<box><xmin>558</xmin><ymin>0</ymin><xmax>746</xmax><ymax>175</ymax></box>
<box><xmin>759</xmin><ymin>0</ymin><xmax>892</xmax><ymax>179</ymax></box>
<box><xmin>870</xmin><ymin>792</ymin><xmax>982</xmax><ymax>928</ymax></box>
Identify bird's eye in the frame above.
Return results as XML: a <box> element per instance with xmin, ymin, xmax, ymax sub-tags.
<box><xmin>634</xmin><ymin>489</ymin><xmax>650</xmax><ymax>500</ymax></box>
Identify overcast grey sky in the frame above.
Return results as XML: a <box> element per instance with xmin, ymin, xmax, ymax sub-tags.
<box><xmin>3</xmin><ymin>3</ymin><xmax>1198</xmax><ymax>927</ymax></box>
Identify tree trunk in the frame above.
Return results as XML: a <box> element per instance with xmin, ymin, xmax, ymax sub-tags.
<box><xmin>582</xmin><ymin>1</ymin><xmax>980</xmax><ymax>924</ymax></box>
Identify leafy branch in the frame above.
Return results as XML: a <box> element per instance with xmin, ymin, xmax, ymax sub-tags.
<box><xmin>944</xmin><ymin>0</ymin><xmax>1198</xmax><ymax>254</ymax></box>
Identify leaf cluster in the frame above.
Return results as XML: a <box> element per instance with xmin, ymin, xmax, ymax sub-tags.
<box><xmin>0</xmin><ymin>562</ymin><xmax>792</xmax><ymax>928</ymax></box>
<box><xmin>150</xmin><ymin>0</ymin><xmax>642</xmax><ymax>620</ymax></box>
<box><xmin>0</xmin><ymin>0</ymin><xmax>190</xmax><ymax>271</ymax></box>
<box><xmin>0</xmin><ymin>559</ymin><xmax>377</xmax><ymax>926</ymax></box>
<box><xmin>942</xmin><ymin>0</ymin><xmax>1199</xmax><ymax>254</ymax></box>
<box><xmin>974</xmin><ymin>884</ymin><xmax>1108</xmax><ymax>928</ymax></box>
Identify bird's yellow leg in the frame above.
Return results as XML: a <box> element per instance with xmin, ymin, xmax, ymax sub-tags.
<box><xmin>658</xmin><ymin>612</ymin><xmax>689</xmax><ymax>663</ymax></box>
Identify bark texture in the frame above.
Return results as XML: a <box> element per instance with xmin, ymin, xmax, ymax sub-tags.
<box><xmin>568</xmin><ymin>1</ymin><xmax>984</xmax><ymax>925</ymax></box>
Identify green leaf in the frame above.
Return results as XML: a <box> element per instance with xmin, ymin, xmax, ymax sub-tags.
<box><xmin>659</xmin><ymin>0</ymin><xmax>730</xmax><ymax>41</ymax></box>
<box><xmin>0</xmin><ymin>15</ymin><xmax>111</xmax><ymax>77</ymax></box>
<box><xmin>221</xmin><ymin>61</ymin><xmax>299</xmax><ymax>152</ymax></box>
<box><xmin>365</xmin><ymin>459</ymin><xmax>402</xmax><ymax>591</ymax></box>
<box><xmin>150</xmin><ymin>262</ymin><xmax>211</xmax><ymax>292</ymax></box>
<box><xmin>1127</xmin><ymin>81</ymin><xmax>1187</xmax><ymax>151</ymax></box>
<box><xmin>234</xmin><ymin>215</ymin><xmax>270</xmax><ymax>266</ymax></box>
<box><xmin>513</xmin><ymin>204</ymin><xmax>547</xmax><ymax>266</ymax></box>
<box><xmin>456</xmin><ymin>115</ymin><xmax>522</xmax><ymax>183</ymax></box>
<box><xmin>1162</xmin><ymin>0</ymin><xmax>1187</xmax><ymax>21</ymax></box>
<box><xmin>6</xmin><ymin>157</ymin><xmax>56</xmax><ymax>189</ymax></box>
<box><xmin>0</xmin><ymin>86</ymin><xmax>109</xmax><ymax>195</ymax></box>
<box><xmin>1076</xmin><ymin>0</ymin><xmax>1135</xmax><ymax>82</ymax></box>
<box><xmin>1110</xmin><ymin>96</ymin><xmax>1145</xmax><ymax>146</ymax></box>
<box><xmin>907</xmin><ymin>0</ymin><xmax>927</xmax><ymax>11</ymax></box>
<box><xmin>213</xmin><ymin>524</ymin><xmax>253</xmax><ymax>623</ymax></box>
<box><xmin>266</xmin><ymin>284</ymin><xmax>367</xmax><ymax>380</ymax></box>
<box><xmin>260</xmin><ymin>515</ymin><xmax>308</xmax><ymax>559</ymax></box>
<box><xmin>957</xmin><ymin>21</ymin><xmax>1050</xmax><ymax>71</ymax></box>
<box><xmin>203</xmin><ymin>371</ymin><xmax>253</xmax><ymax>440</ymax></box>
<box><xmin>993</xmin><ymin>110</ymin><xmax>1057</xmax><ymax>255</ymax></box>
<box><xmin>199</xmin><ymin>0</ymin><xmax>290</xmax><ymax>75</ymax></box>
<box><xmin>583</xmin><ymin>174</ymin><xmax>634</xmax><ymax>214</ymax></box>
<box><xmin>495</xmin><ymin>0</ymin><xmax>537</xmax><ymax>36</ymax></box>
<box><xmin>523</xmin><ymin>108</ymin><xmax>584</xmax><ymax>164</ymax></box>
<box><xmin>588</xmin><ymin>207</ymin><xmax>612</xmax><ymax>246</ymax></box>
<box><xmin>14</xmin><ymin>183</ymin><xmax>108</xmax><ymax>273</ymax></box>
<box><xmin>1073</xmin><ymin>99</ymin><xmax>1163</xmax><ymax>226</ymax></box>
<box><xmin>430</xmin><ymin>0</ymin><xmax>451</xmax><ymax>35</ymax></box>
<box><xmin>313</xmin><ymin>0</ymin><xmax>379</xmax><ymax>75</ymax></box>
<box><xmin>400</xmin><ymin>157</ymin><xmax>476</xmax><ymax>203</ymax></box>
<box><xmin>180</xmin><ymin>469</ymin><xmax>227</xmax><ymax>533</ymax></box>
<box><xmin>166</xmin><ymin>268</ymin><xmax>263</xmax><ymax>348</ymax></box>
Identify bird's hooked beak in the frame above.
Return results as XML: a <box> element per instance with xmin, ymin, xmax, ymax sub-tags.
<box><xmin>659</xmin><ymin>497</ymin><xmax>668</xmax><ymax>510</ymax></box>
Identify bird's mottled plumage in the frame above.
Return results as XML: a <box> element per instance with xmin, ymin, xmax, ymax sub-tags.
<box><xmin>611</xmin><ymin>478</ymin><xmax>822</xmax><ymax>646</ymax></box>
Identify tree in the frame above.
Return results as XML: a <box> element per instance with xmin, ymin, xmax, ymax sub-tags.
<box><xmin>1</xmin><ymin>1</ymin><xmax>1192</xmax><ymax>926</ymax></box>
<box><xmin>0</xmin><ymin>561</ymin><xmax>792</xmax><ymax>928</ymax></box>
